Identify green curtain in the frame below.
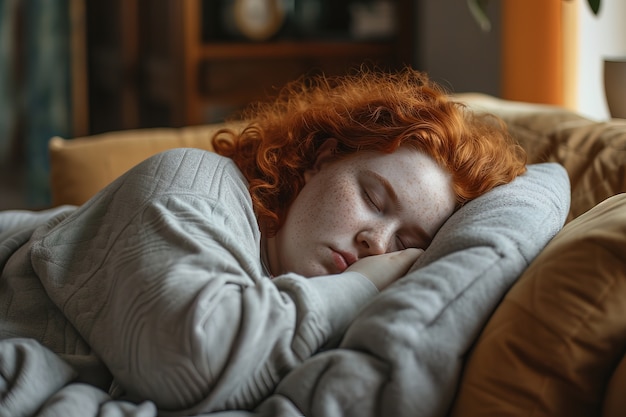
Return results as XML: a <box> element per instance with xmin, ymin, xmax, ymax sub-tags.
<box><xmin>0</xmin><ymin>0</ymin><xmax>18</xmax><ymax>165</ymax></box>
<box><xmin>0</xmin><ymin>0</ymin><xmax>73</xmax><ymax>208</ymax></box>
<box><xmin>23</xmin><ymin>0</ymin><xmax>72</xmax><ymax>207</ymax></box>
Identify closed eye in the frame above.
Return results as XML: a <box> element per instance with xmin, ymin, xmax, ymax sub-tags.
<box><xmin>364</xmin><ymin>189</ymin><xmax>380</xmax><ymax>212</ymax></box>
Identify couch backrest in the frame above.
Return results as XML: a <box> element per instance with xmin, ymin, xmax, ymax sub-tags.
<box><xmin>458</xmin><ymin>93</ymin><xmax>626</xmax><ymax>222</ymax></box>
<box><xmin>49</xmin><ymin>124</ymin><xmax>227</xmax><ymax>206</ymax></box>
<box><xmin>51</xmin><ymin>94</ymin><xmax>626</xmax><ymax>219</ymax></box>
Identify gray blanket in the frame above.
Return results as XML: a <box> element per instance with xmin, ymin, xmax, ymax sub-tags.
<box><xmin>0</xmin><ymin>151</ymin><xmax>570</xmax><ymax>417</ymax></box>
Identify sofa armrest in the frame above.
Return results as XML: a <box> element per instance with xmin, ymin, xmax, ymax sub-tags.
<box><xmin>49</xmin><ymin>124</ymin><xmax>229</xmax><ymax>207</ymax></box>
<box><xmin>450</xmin><ymin>193</ymin><xmax>626</xmax><ymax>417</ymax></box>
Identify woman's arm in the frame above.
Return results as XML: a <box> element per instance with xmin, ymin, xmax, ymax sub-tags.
<box><xmin>29</xmin><ymin>148</ymin><xmax>378</xmax><ymax>414</ymax></box>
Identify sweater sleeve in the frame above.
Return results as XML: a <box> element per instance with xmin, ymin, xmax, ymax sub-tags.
<box><xmin>29</xmin><ymin>148</ymin><xmax>378</xmax><ymax>415</ymax></box>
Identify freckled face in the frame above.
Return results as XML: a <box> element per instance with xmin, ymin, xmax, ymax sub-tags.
<box><xmin>264</xmin><ymin>145</ymin><xmax>456</xmax><ymax>277</ymax></box>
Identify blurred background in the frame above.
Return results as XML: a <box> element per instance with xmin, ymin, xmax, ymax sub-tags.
<box><xmin>0</xmin><ymin>0</ymin><xmax>624</xmax><ymax>209</ymax></box>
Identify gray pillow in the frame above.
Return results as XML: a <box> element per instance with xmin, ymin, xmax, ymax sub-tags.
<box><xmin>258</xmin><ymin>163</ymin><xmax>571</xmax><ymax>417</ymax></box>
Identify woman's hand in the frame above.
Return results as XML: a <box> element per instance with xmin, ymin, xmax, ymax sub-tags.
<box><xmin>346</xmin><ymin>248</ymin><xmax>423</xmax><ymax>291</ymax></box>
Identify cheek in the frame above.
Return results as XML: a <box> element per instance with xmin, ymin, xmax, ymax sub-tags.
<box><xmin>321</xmin><ymin>181</ymin><xmax>361</xmax><ymax>224</ymax></box>
<box><xmin>426</xmin><ymin>187</ymin><xmax>456</xmax><ymax>232</ymax></box>
<box><xmin>296</xmin><ymin>178</ymin><xmax>360</xmax><ymax>234</ymax></box>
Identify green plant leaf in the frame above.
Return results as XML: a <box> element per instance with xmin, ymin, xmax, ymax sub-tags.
<box><xmin>467</xmin><ymin>0</ymin><xmax>491</xmax><ymax>32</ymax></box>
<box><xmin>468</xmin><ymin>0</ymin><xmax>601</xmax><ymax>32</ymax></box>
<box><xmin>588</xmin><ymin>0</ymin><xmax>600</xmax><ymax>15</ymax></box>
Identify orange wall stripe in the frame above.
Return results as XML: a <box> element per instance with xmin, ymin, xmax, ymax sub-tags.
<box><xmin>502</xmin><ymin>0</ymin><xmax>564</xmax><ymax>105</ymax></box>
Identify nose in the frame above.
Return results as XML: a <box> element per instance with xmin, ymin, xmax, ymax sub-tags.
<box><xmin>357</xmin><ymin>225</ymin><xmax>392</xmax><ymax>256</ymax></box>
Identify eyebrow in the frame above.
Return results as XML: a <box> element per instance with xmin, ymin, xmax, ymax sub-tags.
<box><xmin>363</xmin><ymin>169</ymin><xmax>433</xmax><ymax>246</ymax></box>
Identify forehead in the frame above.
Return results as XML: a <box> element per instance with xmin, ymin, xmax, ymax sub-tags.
<box><xmin>346</xmin><ymin>146</ymin><xmax>446</xmax><ymax>184</ymax></box>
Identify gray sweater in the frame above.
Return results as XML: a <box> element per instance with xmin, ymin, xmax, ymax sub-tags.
<box><xmin>0</xmin><ymin>148</ymin><xmax>378</xmax><ymax>414</ymax></box>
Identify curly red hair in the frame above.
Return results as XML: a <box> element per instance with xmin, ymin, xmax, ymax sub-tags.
<box><xmin>212</xmin><ymin>67</ymin><xmax>527</xmax><ymax>236</ymax></box>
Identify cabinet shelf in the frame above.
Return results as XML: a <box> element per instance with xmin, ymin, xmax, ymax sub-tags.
<box><xmin>86</xmin><ymin>0</ymin><xmax>414</xmax><ymax>132</ymax></box>
<box><xmin>198</xmin><ymin>40</ymin><xmax>395</xmax><ymax>60</ymax></box>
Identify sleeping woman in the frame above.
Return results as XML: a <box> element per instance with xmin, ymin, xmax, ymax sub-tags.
<box><xmin>0</xmin><ymin>68</ymin><xmax>526</xmax><ymax>414</ymax></box>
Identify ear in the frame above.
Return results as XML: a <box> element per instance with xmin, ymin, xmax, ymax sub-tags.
<box><xmin>304</xmin><ymin>138</ymin><xmax>338</xmax><ymax>182</ymax></box>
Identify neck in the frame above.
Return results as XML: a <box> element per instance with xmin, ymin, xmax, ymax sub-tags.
<box><xmin>260</xmin><ymin>232</ymin><xmax>276</xmax><ymax>277</ymax></box>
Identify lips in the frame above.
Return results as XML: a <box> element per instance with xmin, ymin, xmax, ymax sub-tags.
<box><xmin>331</xmin><ymin>249</ymin><xmax>357</xmax><ymax>273</ymax></box>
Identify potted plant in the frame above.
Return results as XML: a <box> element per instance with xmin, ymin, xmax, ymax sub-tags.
<box><xmin>469</xmin><ymin>0</ymin><xmax>601</xmax><ymax>32</ymax></box>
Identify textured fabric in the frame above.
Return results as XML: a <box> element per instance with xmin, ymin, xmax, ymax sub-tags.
<box><xmin>1</xmin><ymin>148</ymin><xmax>378</xmax><ymax>415</ymax></box>
<box><xmin>604</xmin><ymin>352</ymin><xmax>626</xmax><ymax>417</ymax></box>
<box><xmin>450</xmin><ymin>193</ymin><xmax>626</xmax><ymax>417</ymax></box>
<box><xmin>0</xmin><ymin>338</ymin><xmax>157</xmax><ymax>417</ymax></box>
<box><xmin>0</xmin><ymin>338</ymin><xmax>77</xmax><ymax>417</ymax></box>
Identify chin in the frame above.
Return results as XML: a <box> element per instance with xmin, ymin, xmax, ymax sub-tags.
<box><xmin>294</xmin><ymin>263</ymin><xmax>328</xmax><ymax>278</ymax></box>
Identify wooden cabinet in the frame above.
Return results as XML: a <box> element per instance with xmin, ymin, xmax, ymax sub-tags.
<box><xmin>87</xmin><ymin>0</ymin><xmax>414</xmax><ymax>133</ymax></box>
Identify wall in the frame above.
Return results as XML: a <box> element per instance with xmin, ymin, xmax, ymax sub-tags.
<box><xmin>576</xmin><ymin>0</ymin><xmax>626</xmax><ymax>120</ymax></box>
<box><xmin>413</xmin><ymin>0</ymin><xmax>501</xmax><ymax>96</ymax></box>
<box><xmin>414</xmin><ymin>0</ymin><xmax>626</xmax><ymax>121</ymax></box>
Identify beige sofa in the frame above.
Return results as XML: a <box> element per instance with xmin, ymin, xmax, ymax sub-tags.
<box><xmin>48</xmin><ymin>93</ymin><xmax>626</xmax><ymax>417</ymax></box>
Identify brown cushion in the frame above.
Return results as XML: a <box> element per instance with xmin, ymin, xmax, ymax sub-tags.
<box><xmin>449</xmin><ymin>193</ymin><xmax>626</xmax><ymax>417</ymax></box>
<box><xmin>504</xmin><ymin>114</ymin><xmax>626</xmax><ymax>223</ymax></box>
<box><xmin>49</xmin><ymin>125</ymin><xmax>228</xmax><ymax>206</ymax></box>
<box><xmin>604</xmin><ymin>353</ymin><xmax>626</xmax><ymax>417</ymax></box>
<box><xmin>457</xmin><ymin>93</ymin><xmax>626</xmax><ymax>223</ymax></box>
